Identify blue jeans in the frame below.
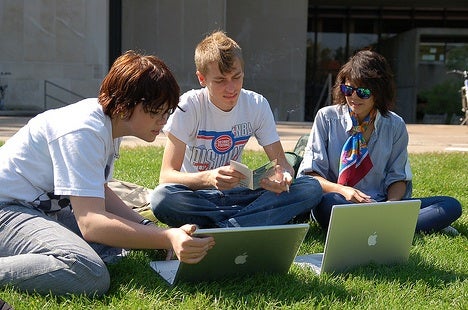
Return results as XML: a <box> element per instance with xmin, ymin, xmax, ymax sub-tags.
<box><xmin>0</xmin><ymin>202</ymin><xmax>112</xmax><ymax>296</ymax></box>
<box><xmin>312</xmin><ymin>193</ymin><xmax>462</xmax><ymax>233</ymax></box>
<box><xmin>150</xmin><ymin>175</ymin><xmax>322</xmax><ymax>228</ymax></box>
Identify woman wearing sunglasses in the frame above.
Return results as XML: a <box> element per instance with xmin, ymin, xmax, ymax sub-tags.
<box><xmin>297</xmin><ymin>49</ymin><xmax>462</xmax><ymax>234</ymax></box>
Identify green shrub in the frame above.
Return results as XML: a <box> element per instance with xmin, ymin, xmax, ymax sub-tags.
<box><xmin>418</xmin><ymin>80</ymin><xmax>461</xmax><ymax>117</ymax></box>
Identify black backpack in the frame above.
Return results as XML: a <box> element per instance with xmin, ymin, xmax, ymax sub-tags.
<box><xmin>285</xmin><ymin>134</ymin><xmax>309</xmax><ymax>178</ymax></box>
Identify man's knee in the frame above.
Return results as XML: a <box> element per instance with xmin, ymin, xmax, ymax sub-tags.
<box><xmin>19</xmin><ymin>255</ymin><xmax>110</xmax><ymax>296</ymax></box>
<box><xmin>64</xmin><ymin>252</ymin><xmax>111</xmax><ymax>296</ymax></box>
<box><xmin>78</xmin><ymin>262</ymin><xmax>110</xmax><ymax>297</ymax></box>
<box><xmin>293</xmin><ymin>176</ymin><xmax>323</xmax><ymax>201</ymax></box>
<box><xmin>149</xmin><ymin>184</ymin><xmax>182</xmax><ymax>224</ymax></box>
<box><xmin>149</xmin><ymin>185</ymin><xmax>170</xmax><ymax>213</ymax></box>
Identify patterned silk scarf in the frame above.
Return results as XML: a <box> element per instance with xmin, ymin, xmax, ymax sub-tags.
<box><xmin>337</xmin><ymin>108</ymin><xmax>376</xmax><ymax>186</ymax></box>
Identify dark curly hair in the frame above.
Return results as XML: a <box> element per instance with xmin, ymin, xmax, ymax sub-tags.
<box><xmin>332</xmin><ymin>49</ymin><xmax>395</xmax><ymax>116</ymax></box>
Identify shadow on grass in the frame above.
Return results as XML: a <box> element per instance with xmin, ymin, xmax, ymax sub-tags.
<box><xmin>341</xmin><ymin>253</ymin><xmax>467</xmax><ymax>284</ymax></box>
<box><xmin>69</xmin><ymin>221</ymin><xmax>466</xmax><ymax>307</ymax></box>
<box><xmin>107</xmin><ymin>256</ymin><xmax>351</xmax><ymax>306</ymax></box>
<box><xmin>101</xmin><ymin>249</ymin><xmax>463</xmax><ymax>308</ymax></box>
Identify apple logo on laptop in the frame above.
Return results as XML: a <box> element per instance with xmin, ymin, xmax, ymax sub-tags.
<box><xmin>234</xmin><ymin>252</ymin><xmax>248</xmax><ymax>265</ymax></box>
<box><xmin>367</xmin><ymin>232</ymin><xmax>378</xmax><ymax>246</ymax></box>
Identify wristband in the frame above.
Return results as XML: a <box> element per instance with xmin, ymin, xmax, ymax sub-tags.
<box><xmin>140</xmin><ymin>219</ymin><xmax>153</xmax><ymax>226</ymax></box>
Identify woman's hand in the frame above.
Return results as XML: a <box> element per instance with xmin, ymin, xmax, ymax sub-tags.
<box><xmin>166</xmin><ymin>224</ymin><xmax>215</xmax><ymax>264</ymax></box>
<box><xmin>341</xmin><ymin>186</ymin><xmax>374</xmax><ymax>203</ymax></box>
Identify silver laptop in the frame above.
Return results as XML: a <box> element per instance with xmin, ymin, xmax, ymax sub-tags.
<box><xmin>294</xmin><ymin>200</ymin><xmax>421</xmax><ymax>274</ymax></box>
<box><xmin>150</xmin><ymin>223</ymin><xmax>309</xmax><ymax>285</ymax></box>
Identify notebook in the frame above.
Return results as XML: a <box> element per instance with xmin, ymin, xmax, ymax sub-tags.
<box><xmin>294</xmin><ymin>200</ymin><xmax>421</xmax><ymax>274</ymax></box>
<box><xmin>150</xmin><ymin>223</ymin><xmax>309</xmax><ymax>285</ymax></box>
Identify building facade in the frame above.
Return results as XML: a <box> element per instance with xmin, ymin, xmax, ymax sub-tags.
<box><xmin>0</xmin><ymin>0</ymin><xmax>467</xmax><ymax>123</ymax></box>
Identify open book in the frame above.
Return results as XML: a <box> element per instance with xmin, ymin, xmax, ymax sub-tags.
<box><xmin>230</xmin><ymin>159</ymin><xmax>277</xmax><ymax>190</ymax></box>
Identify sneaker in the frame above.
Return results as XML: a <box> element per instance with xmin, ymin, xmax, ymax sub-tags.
<box><xmin>440</xmin><ymin>225</ymin><xmax>459</xmax><ymax>236</ymax></box>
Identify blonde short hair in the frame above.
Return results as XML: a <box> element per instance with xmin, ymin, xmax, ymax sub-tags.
<box><xmin>194</xmin><ymin>30</ymin><xmax>244</xmax><ymax>76</ymax></box>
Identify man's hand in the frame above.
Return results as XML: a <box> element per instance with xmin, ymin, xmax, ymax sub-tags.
<box><xmin>166</xmin><ymin>224</ymin><xmax>215</xmax><ymax>264</ymax></box>
<box><xmin>260</xmin><ymin>164</ymin><xmax>293</xmax><ymax>194</ymax></box>
<box><xmin>208</xmin><ymin>166</ymin><xmax>246</xmax><ymax>190</ymax></box>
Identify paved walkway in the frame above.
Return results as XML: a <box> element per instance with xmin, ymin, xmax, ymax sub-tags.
<box><xmin>0</xmin><ymin>116</ymin><xmax>467</xmax><ymax>153</ymax></box>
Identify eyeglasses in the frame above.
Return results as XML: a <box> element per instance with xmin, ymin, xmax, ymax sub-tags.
<box><xmin>340</xmin><ymin>84</ymin><xmax>372</xmax><ymax>99</ymax></box>
<box><xmin>148</xmin><ymin>107</ymin><xmax>175</xmax><ymax>118</ymax></box>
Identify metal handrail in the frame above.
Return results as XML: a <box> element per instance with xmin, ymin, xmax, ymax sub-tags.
<box><xmin>43</xmin><ymin>80</ymin><xmax>86</xmax><ymax>111</ymax></box>
<box><xmin>313</xmin><ymin>73</ymin><xmax>332</xmax><ymax>117</ymax></box>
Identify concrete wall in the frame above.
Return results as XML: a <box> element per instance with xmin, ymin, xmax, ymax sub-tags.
<box><xmin>121</xmin><ymin>0</ymin><xmax>308</xmax><ymax>121</ymax></box>
<box><xmin>0</xmin><ymin>0</ymin><xmax>108</xmax><ymax>112</ymax></box>
<box><xmin>122</xmin><ymin>0</ymin><xmax>227</xmax><ymax>92</ymax></box>
<box><xmin>380</xmin><ymin>29</ymin><xmax>420</xmax><ymax>123</ymax></box>
<box><xmin>226</xmin><ymin>0</ymin><xmax>308</xmax><ymax>121</ymax></box>
<box><xmin>0</xmin><ymin>0</ymin><xmax>308</xmax><ymax>120</ymax></box>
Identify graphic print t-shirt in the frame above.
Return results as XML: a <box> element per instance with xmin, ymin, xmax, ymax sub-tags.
<box><xmin>163</xmin><ymin>88</ymin><xmax>279</xmax><ymax>173</ymax></box>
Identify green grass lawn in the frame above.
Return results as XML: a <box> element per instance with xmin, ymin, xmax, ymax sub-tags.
<box><xmin>0</xmin><ymin>147</ymin><xmax>466</xmax><ymax>309</ymax></box>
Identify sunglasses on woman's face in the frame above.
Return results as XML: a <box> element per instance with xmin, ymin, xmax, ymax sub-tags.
<box><xmin>340</xmin><ymin>84</ymin><xmax>372</xmax><ymax>99</ymax></box>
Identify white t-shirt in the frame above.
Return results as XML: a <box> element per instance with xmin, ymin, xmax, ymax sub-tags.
<box><xmin>164</xmin><ymin>88</ymin><xmax>279</xmax><ymax>173</ymax></box>
<box><xmin>0</xmin><ymin>99</ymin><xmax>119</xmax><ymax>204</ymax></box>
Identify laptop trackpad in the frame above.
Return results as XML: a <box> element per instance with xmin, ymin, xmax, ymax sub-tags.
<box><xmin>294</xmin><ymin>253</ymin><xmax>323</xmax><ymax>274</ymax></box>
